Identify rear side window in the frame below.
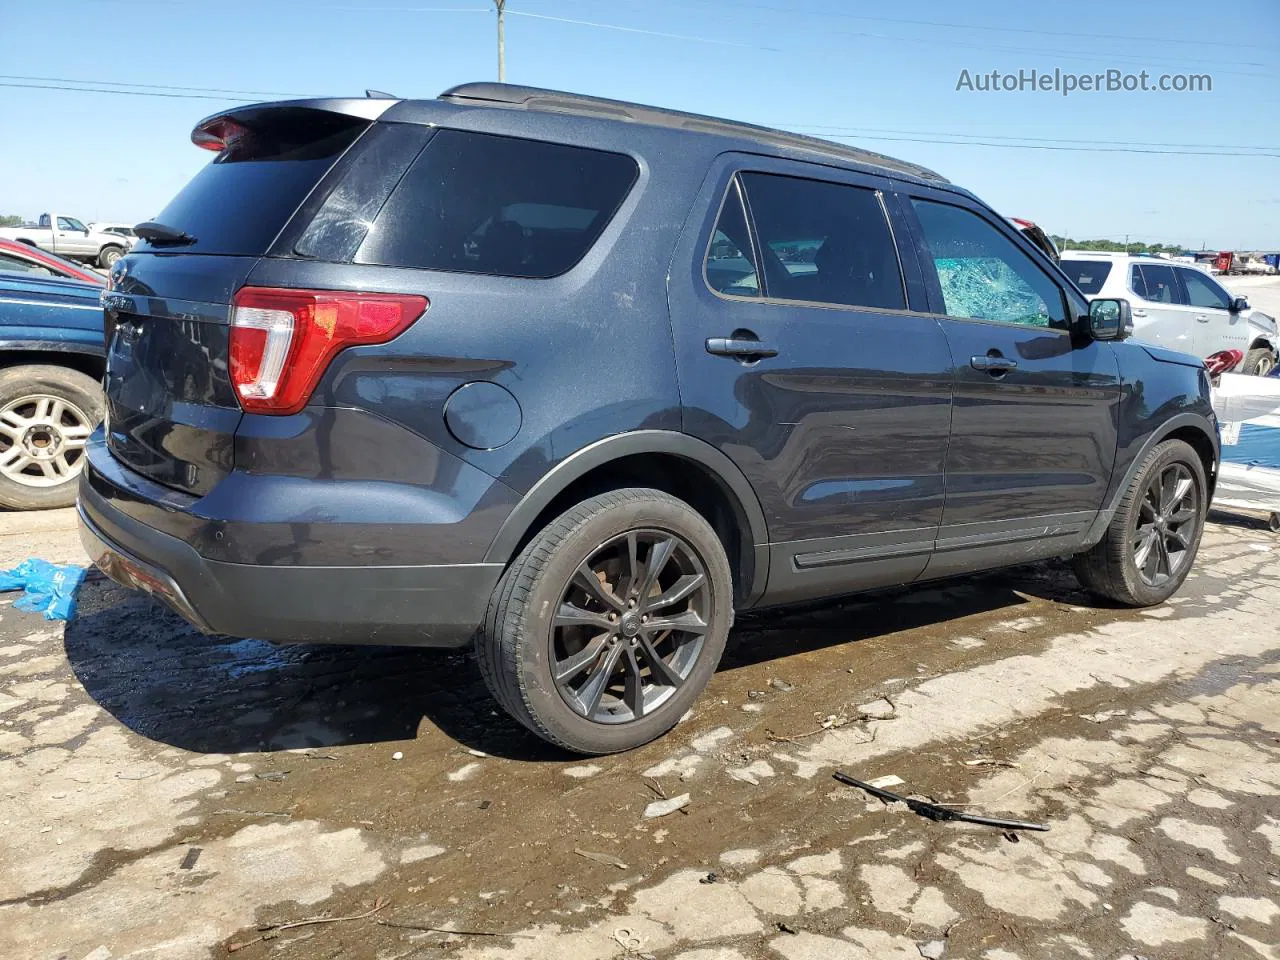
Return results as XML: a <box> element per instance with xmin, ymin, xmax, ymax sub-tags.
<box><xmin>911</xmin><ymin>198</ymin><xmax>1066</xmax><ymax>330</ymax></box>
<box><xmin>1133</xmin><ymin>263</ymin><xmax>1178</xmax><ymax>303</ymax></box>
<box><xmin>704</xmin><ymin>178</ymin><xmax>760</xmax><ymax>297</ymax></box>
<box><xmin>141</xmin><ymin>109</ymin><xmax>369</xmax><ymax>256</ymax></box>
<box><xmin>355</xmin><ymin>130</ymin><xmax>639</xmax><ymax>279</ymax></box>
<box><xmin>1060</xmin><ymin>259</ymin><xmax>1112</xmax><ymax>295</ymax></box>
<box><xmin>738</xmin><ymin>172</ymin><xmax>905</xmax><ymax>310</ymax></box>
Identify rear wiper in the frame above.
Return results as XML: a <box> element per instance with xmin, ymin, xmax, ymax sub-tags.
<box><xmin>134</xmin><ymin>221</ymin><xmax>197</xmax><ymax>247</ymax></box>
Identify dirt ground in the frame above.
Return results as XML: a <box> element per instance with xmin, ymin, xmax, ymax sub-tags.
<box><xmin>2</xmin><ymin>504</ymin><xmax>1279</xmax><ymax>960</ymax></box>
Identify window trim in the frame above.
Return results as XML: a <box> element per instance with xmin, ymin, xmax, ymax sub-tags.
<box><xmin>701</xmin><ymin>167</ymin><xmax>911</xmax><ymax>314</ymax></box>
<box><xmin>904</xmin><ymin>192</ymin><xmax>1071</xmax><ymax>335</ymax></box>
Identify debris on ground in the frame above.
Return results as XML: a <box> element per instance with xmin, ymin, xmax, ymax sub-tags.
<box><xmin>179</xmin><ymin>847</ymin><xmax>202</xmax><ymax>870</ymax></box>
<box><xmin>0</xmin><ymin>558</ymin><xmax>87</xmax><ymax>621</ymax></box>
<box><xmin>699</xmin><ymin>872</ymin><xmax>720</xmax><ymax>884</ymax></box>
<box><xmin>964</xmin><ymin>758</ymin><xmax>1020</xmax><ymax>769</ymax></box>
<box><xmin>833</xmin><ymin>772</ymin><xmax>1049</xmax><ymax>832</ymax></box>
<box><xmin>392</xmin><ymin>752</ymin><xmax>404</xmax><ymax>760</ymax></box>
<box><xmin>775</xmin><ymin>921</ymin><xmax>800</xmax><ymax>935</ymax></box>
<box><xmin>748</xmin><ymin>689</ymin><xmax>766</xmax><ymax>700</ymax></box>
<box><xmin>865</xmin><ymin>775</ymin><xmax>905</xmax><ymax>790</ymax></box>
<box><xmin>1081</xmin><ymin>709</ymin><xmax>1126</xmax><ymax>723</ymax></box>
<box><xmin>769</xmin><ymin>678</ymin><xmax>795</xmax><ymax>692</ymax></box>
<box><xmin>918</xmin><ymin>939</ymin><xmax>947</xmax><ymax>959</ymax></box>
<box><xmin>574</xmin><ymin>848</ymin><xmax>629</xmax><ymax>870</ymax></box>
<box><xmin>643</xmin><ymin>794</ymin><xmax>691</xmax><ymax>819</ymax></box>
<box><xmin>227</xmin><ymin>896</ymin><xmax>389</xmax><ymax>952</ymax></box>
<box><xmin>857</xmin><ymin>697</ymin><xmax>897</xmax><ymax>720</ymax></box>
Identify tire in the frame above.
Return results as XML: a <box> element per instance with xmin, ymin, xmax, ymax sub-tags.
<box><xmin>1242</xmin><ymin>346</ymin><xmax>1277</xmax><ymax>377</ymax></box>
<box><xmin>475</xmin><ymin>488</ymin><xmax>734</xmax><ymax>754</ymax></box>
<box><xmin>97</xmin><ymin>245</ymin><xmax>124</xmax><ymax>269</ymax></box>
<box><xmin>1072</xmin><ymin>439</ymin><xmax>1207</xmax><ymax>607</ymax></box>
<box><xmin>0</xmin><ymin>365</ymin><xmax>103</xmax><ymax>511</ymax></box>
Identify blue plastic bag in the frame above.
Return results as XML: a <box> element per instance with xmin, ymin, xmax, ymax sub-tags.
<box><xmin>0</xmin><ymin>558</ymin><xmax>88</xmax><ymax>621</ymax></box>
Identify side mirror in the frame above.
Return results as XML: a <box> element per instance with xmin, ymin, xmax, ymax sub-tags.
<box><xmin>1087</xmin><ymin>298</ymin><xmax>1132</xmax><ymax>341</ymax></box>
<box><xmin>1230</xmin><ymin>295</ymin><xmax>1249</xmax><ymax>312</ymax></box>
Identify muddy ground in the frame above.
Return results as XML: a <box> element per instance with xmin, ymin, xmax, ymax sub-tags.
<box><xmin>1</xmin><ymin>507</ymin><xmax>1278</xmax><ymax>960</ymax></box>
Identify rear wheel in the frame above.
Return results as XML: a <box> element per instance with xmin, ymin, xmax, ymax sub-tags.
<box><xmin>1072</xmin><ymin>439</ymin><xmax>1206</xmax><ymax>606</ymax></box>
<box><xmin>475</xmin><ymin>488</ymin><xmax>733</xmax><ymax>754</ymax></box>
<box><xmin>0</xmin><ymin>365</ymin><xmax>102</xmax><ymax>510</ymax></box>
<box><xmin>97</xmin><ymin>245</ymin><xmax>124</xmax><ymax>269</ymax></box>
<box><xmin>1243</xmin><ymin>346</ymin><xmax>1277</xmax><ymax>377</ymax></box>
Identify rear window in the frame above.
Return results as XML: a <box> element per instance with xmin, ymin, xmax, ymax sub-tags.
<box><xmin>354</xmin><ymin>130</ymin><xmax>639</xmax><ymax>279</ymax></box>
<box><xmin>139</xmin><ymin>109</ymin><xmax>369</xmax><ymax>256</ymax></box>
<box><xmin>1060</xmin><ymin>259</ymin><xmax>1113</xmax><ymax>295</ymax></box>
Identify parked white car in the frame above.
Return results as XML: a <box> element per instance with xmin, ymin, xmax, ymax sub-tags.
<box><xmin>87</xmin><ymin>222</ymin><xmax>138</xmax><ymax>245</ymax></box>
<box><xmin>0</xmin><ymin>213</ymin><xmax>130</xmax><ymax>268</ymax></box>
<box><xmin>1060</xmin><ymin>251</ymin><xmax>1279</xmax><ymax>375</ymax></box>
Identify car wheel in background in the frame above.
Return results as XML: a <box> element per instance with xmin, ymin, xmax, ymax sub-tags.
<box><xmin>0</xmin><ymin>365</ymin><xmax>103</xmax><ymax>510</ymax></box>
<box><xmin>1072</xmin><ymin>439</ymin><xmax>1207</xmax><ymax>607</ymax></box>
<box><xmin>475</xmin><ymin>488</ymin><xmax>734</xmax><ymax>754</ymax></box>
<box><xmin>1243</xmin><ymin>346</ymin><xmax>1277</xmax><ymax>377</ymax></box>
<box><xmin>97</xmin><ymin>246</ymin><xmax>124</xmax><ymax>269</ymax></box>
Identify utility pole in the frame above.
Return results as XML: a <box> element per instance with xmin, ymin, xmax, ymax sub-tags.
<box><xmin>494</xmin><ymin>0</ymin><xmax>506</xmax><ymax>83</ymax></box>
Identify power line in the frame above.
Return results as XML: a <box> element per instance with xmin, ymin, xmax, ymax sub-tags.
<box><xmin>785</xmin><ymin>124</ymin><xmax>1280</xmax><ymax>153</ymax></box>
<box><xmin>505</xmin><ymin>10</ymin><xmax>778</xmax><ymax>50</ymax></box>
<box><xmin>814</xmin><ymin>131</ymin><xmax>1280</xmax><ymax>158</ymax></box>
<box><xmin>686</xmin><ymin>0</ymin><xmax>1277</xmax><ymax>53</ymax></box>
<box><xmin>0</xmin><ymin>80</ymin><xmax>259</xmax><ymax>101</ymax></box>
<box><xmin>0</xmin><ymin>74</ymin><xmax>310</xmax><ymax>99</ymax></box>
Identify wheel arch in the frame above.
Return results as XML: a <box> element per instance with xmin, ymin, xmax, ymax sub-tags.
<box><xmin>483</xmin><ymin>431</ymin><xmax>770</xmax><ymax>606</ymax></box>
<box><xmin>0</xmin><ymin>345</ymin><xmax>105</xmax><ymax>382</ymax></box>
<box><xmin>1247</xmin><ymin>333</ymin><xmax>1277</xmax><ymax>354</ymax></box>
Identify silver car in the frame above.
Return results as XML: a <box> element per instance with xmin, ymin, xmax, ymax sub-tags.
<box><xmin>1061</xmin><ymin>252</ymin><xmax>1279</xmax><ymax>375</ymax></box>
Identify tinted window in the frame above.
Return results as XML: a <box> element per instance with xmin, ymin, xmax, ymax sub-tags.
<box><xmin>141</xmin><ymin>109</ymin><xmax>369</xmax><ymax>255</ymax></box>
<box><xmin>1179</xmin><ymin>267</ymin><xmax>1231</xmax><ymax>309</ymax></box>
<box><xmin>57</xmin><ymin>217</ymin><xmax>85</xmax><ymax>232</ymax></box>
<box><xmin>1134</xmin><ymin>263</ymin><xmax>1177</xmax><ymax>303</ymax></box>
<box><xmin>0</xmin><ymin>252</ymin><xmax>53</xmax><ymax>276</ymax></box>
<box><xmin>739</xmin><ymin>172</ymin><xmax>905</xmax><ymax>310</ymax></box>
<box><xmin>911</xmin><ymin>199</ymin><xmax>1066</xmax><ymax>329</ymax></box>
<box><xmin>1060</xmin><ymin>259</ymin><xmax>1112</xmax><ymax>295</ymax></box>
<box><xmin>704</xmin><ymin>178</ymin><xmax>760</xmax><ymax>297</ymax></box>
<box><xmin>356</xmin><ymin>130</ymin><xmax>638</xmax><ymax>279</ymax></box>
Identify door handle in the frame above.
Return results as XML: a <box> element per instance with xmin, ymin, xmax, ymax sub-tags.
<box><xmin>1195</xmin><ymin>314</ymin><xmax>1210</xmax><ymax>323</ymax></box>
<box><xmin>1132</xmin><ymin>309</ymin><xmax>1148</xmax><ymax>317</ymax></box>
<box><xmin>970</xmin><ymin>354</ymin><xmax>1018</xmax><ymax>373</ymax></box>
<box><xmin>706</xmin><ymin>336</ymin><xmax>778</xmax><ymax>360</ymax></box>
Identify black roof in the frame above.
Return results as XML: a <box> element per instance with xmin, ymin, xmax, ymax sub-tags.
<box><xmin>438</xmin><ymin>83</ymin><xmax>948</xmax><ymax>184</ymax></box>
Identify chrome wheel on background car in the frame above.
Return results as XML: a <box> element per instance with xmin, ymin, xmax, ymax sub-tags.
<box><xmin>0</xmin><ymin>394</ymin><xmax>93</xmax><ymax>487</ymax></box>
<box><xmin>1132</xmin><ymin>462</ymin><xmax>1199</xmax><ymax>588</ymax></box>
<box><xmin>475</xmin><ymin>488</ymin><xmax>734</xmax><ymax>755</ymax></box>
<box><xmin>552</xmin><ymin>530</ymin><xmax>710</xmax><ymax>724</ymax></box>
<box><xmin>0</xmin><ymin>365</ymin><xmax>104</xmax><ymax>510</ymax></box>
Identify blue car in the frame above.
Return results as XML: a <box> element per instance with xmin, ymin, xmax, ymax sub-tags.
<box><xmin>0</xmin><ymin>269</ymin><xmax>105</xmax><ymax>509</ymax></box>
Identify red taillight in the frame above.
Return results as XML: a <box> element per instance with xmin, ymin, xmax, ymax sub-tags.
<box><xmin>192</xmin><ymin>117</ymin><xmax>249</xmax><ymax>152</ymax></box>
<box><xmin>229</xmin><ymin>287</ymin><xmax>428</xmax><ymax>415</ymax></box>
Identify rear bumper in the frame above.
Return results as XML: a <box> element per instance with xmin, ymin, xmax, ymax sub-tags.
<box><xmin>77</xmin><ymin>452</ymin><xmax>504</xmax><ymax>648</ymax></box>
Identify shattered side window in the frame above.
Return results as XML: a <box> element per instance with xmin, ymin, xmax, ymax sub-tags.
<box><xmin>911</xmin><ymin>199</ymin><xmax>1067</xmax><ymax>330</ymax></box>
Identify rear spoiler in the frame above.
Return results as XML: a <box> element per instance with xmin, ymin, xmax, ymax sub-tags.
<box><xmin>191</xmin><ymin>97</ymin><xmax>399</xmax><ymax>151</ymax></box>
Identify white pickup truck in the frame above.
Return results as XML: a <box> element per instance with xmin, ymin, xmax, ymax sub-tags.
<box><xmin>0</xmin><ymin>213</ymin><xmax>131</xmax><ymax>268</ymax></box>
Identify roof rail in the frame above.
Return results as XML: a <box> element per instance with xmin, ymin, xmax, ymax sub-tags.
<box><xmin>438</xmin><ymin>82</ymin><xmax>948</xmax><ymax>184</ymax></box>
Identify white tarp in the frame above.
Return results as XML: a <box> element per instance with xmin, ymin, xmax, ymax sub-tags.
<box><xmin>1211</xmin><ymin>373</ymin><xmax>1280</xmax><ymax>515</ymax></box>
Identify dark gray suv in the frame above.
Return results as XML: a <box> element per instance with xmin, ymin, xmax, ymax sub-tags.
<box><xmin>80</xmin><ymin>84</ymin><xmax>1219</xmax><ymax>754</ymax></box>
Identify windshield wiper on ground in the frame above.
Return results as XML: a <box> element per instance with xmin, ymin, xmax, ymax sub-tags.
<box><xmin>133</xmin><ymin>221</ymin><xmax>197</xmax><ymax>247</ymax></box>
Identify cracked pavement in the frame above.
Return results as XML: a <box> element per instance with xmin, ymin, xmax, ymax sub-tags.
<box><xmin>1</xmin><ymin>507</ymin><xmax>1278</xmax><ymax>959</ymax></box>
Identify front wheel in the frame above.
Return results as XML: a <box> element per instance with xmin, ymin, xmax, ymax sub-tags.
<box><xmin>475</xmin><ymin>488</ymin><xmax>734</xmax><ymax>754</ymax></box>
<box><xmin>1072</xmin><ymin>439</ymin><xmax>1207</xmax><ymax>606</ymax></box>
<box><xmin>1243</xmin><ymin>346</ymin><xmax>1277</xmax><ymax>377</ymax></box>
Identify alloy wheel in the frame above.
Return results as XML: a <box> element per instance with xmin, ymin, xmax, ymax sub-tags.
<box><xmin>1132</xmin><ymin>462</ymin><xmax>1199</xmax><ymax>587</ymax></box>
<box><xmin>551</xmin><ymin>529</ymin><xmax>711</xmax><ymax>724</ymax></box>
<box><xmin>0</xmin><ymin>394</ymin><xmax>93</xmax><ymax>488</ymax></box>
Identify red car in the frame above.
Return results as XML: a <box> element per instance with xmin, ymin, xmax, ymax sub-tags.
<box><xmin>0</xmin><ymin>238</ymin><xmax>106</xmax><ymax>286</ymax></box>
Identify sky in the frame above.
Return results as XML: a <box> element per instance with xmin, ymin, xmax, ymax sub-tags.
<box><xmin>1</xmin><ymin>0</ymin><xmax>1277</xmax><ymax>249</ymax></box>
